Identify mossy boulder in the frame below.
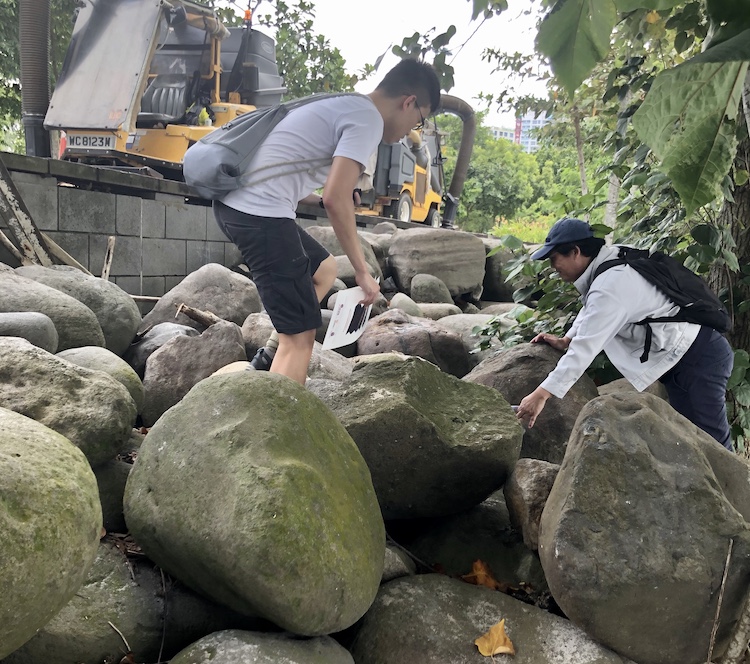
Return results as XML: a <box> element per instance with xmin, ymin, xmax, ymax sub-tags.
<box><xmin>3</xmin><ymin>542</ymin><xmax>263</xmax><ymax>664</ymax></box>
<box><xmin>15</xmin><ymin>265</ymin><xmax>141</xmax><ymax>355</ymax></box>
<box><xmin>0</xmin><ymin>408</ymin><xmax>101</xmax><ymax>659</ymax></box>
<box><xmin>319</xmin><ymin>354</ymin><xmax>523</xmax><ymax>519</ymax></box>
<box><xmin>0</xmin><ymin>337</ymin><xmax>137</xmax><ymax>467</ymax></box>
<box><xmin>124</xmin><ymin>372</ymin><xmax>385</xmax><ymax>636</ymax></box>
<box><xmin>57</xmin><ymin>346</ymin><xmax>145</xmax><ymax>414</ymax></box>
<box><xmin>0</xmin><ymin>270</ymin><xmax>104</xmax><ymax>350</ymax></box>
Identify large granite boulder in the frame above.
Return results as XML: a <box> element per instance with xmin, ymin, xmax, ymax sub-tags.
<box><xmin>388</xmin><ymin>228</ymin><xmax>486</xmax><ymax>299</ymax></box>
<box><xmin>333</xmin><ymin>254</ymin><xmax>383</xmax><ymax>287</ymax></box>
<box><xmin>57</xmin><ymin>345</ymin><xmax>145</xmax><ymax>414</ymax></box>
<box><xmin>123</xmin><ymin>322</ymin><xmax>200</xmax><ymax>378</ymax></box>
<box><xmin>16</xmin><ymin>265</ymin><xmax>141</xmax><ymax>355</ymax></box>
<box><xmin>318</xmin><ymin>354</ymin><xmax>522</xmax><ymax>519</ymax></box>
<box><xmin>356</xmin><ymin>309</ymin><xmax>471</xmax><ymax>378</ymax></box>
<box><xmin>539</xmin><ymin>392</ymin><xmax>750</xmax><ymax>664</ymax></box>
<box><xmin>0</xmin><ymin>311</ymin><xmax>58</xmax><ymax>353</ymax></box>
<box><xmin>304</xmin><ymin>225</ymin><xmax>382</xmax><ymax>282</ymax></box>
<box><xmin>504</xmin><ymin>458</ymin><xmax>560</xmax><ymax>551</ymax></box>
<box><xmin>0</xmin><ymin>270</ymin><xmax>105</xmax><ymax>350</ymax></box>
<box><xmin>170</xmin><ymin>630</ymin><xmax>354</xmax><ymax>664</ymax></box>
<box><xmin>141</xmin><ymin>321</ymin><xmax>247</xmax><ymax>426</ymax></box>
<box><xmin>3</xmin><ymin>542</ymin><xmax>261</xmax><ymax>664</ymax></box>
<box><xmin>0</xmin><ymin>337</ymin><xmax>137</xmax><ymax>467</ymax></box>
<box><xmin>350</xmin><ymin>574</ymin><xmax>634</xmax><ymax>664</ymax></box>
<box><xmin>432</xmin><ymin>313</ymin><xmax>501</xmax><ymax>366</ymax></box>
<box><xmin>481</xmin><ymin>237</ymin><xmax>515</xmax><ymax>302</ymax></box>
<box><xmin>358</xmin><ymin>230</ymin><xmax>390</xmax><ymax>278</ymax></box>
<box><xmin>0</xmin><ymin>408</ymin><xmax>101</xmax><ymax>659</ymax></box>
<box><xmin>409</xmin><ymin>273</ymin><xmax>454</xmax><ymax>304</ymax></box>
<box><xmin>464</xmin><ymin>343</ymin><xmax>599</xmax><ymax>463</ymax></box>
<box><xmin>125</xmin><ymin>372</ymin><xmax>385</xmax><ymax>636</ymax></box>
<box><xmin>138</xmin><ymin>263</ymin><xmax>261</xmax><ymax>334</ymax></box>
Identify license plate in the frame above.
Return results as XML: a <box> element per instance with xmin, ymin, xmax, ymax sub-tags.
<box><xmin>67</xmin><ymin>133</ymin><xmax>115</xmax><ymax>150</ymax></box>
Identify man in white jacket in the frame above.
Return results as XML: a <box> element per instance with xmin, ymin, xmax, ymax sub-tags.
<box><xmin>515</xmin><ymin>217</ymin><xmax>734</xmax><ymax>450</ymax></box>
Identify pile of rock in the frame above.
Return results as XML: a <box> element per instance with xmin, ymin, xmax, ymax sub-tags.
<box><xmin>1</xmin><ymin>223</ymin><xmax>749</xmax><ymax>664</ymax></box>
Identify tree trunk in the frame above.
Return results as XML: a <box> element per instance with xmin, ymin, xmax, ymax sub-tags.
<box><xmin>743</xmin><ymin>70</ymin><xmax>750</xmax><ymax>134</ymax></box>
<box><xmin>708</xmin><ymin>135</ymin><xmax>750</xmax><ymax>354</ymax></box>
<box><xmin>603</xmin><ymin>173</ymin><xmax>621</xmax><ymax>227</ymax></box>
<box><xmin>572</xmin><ymin>108</ymin><xmax>588</xmax><ymax>196</ymax></box>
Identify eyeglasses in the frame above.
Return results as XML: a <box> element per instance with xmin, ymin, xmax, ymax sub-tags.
<box><xmin>414</xmin><ymin>104</ymin><xmax>425</xmax><ymax>131</ymax></box>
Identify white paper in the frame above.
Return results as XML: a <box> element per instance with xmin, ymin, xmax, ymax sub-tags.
<box><xmin>322</xmin><ymin>286</ymin><xmax>373</xmax><ymax>350</ymax></box>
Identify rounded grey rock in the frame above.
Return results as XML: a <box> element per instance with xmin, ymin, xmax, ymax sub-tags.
<box><xmin>0</xmin><ymin>312</ymin><xmax>58</xmax><ymax>353</ymax></box>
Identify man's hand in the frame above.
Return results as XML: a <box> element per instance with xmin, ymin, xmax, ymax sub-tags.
<box><xmin>515</xmin><ymin>386</ymin><xmax>552</xmax><ymax>428</ymax></box>
<box><xmin>355</xmin><ymin>270</ymin><xmax>380</xmax><ymax>305</ymax></box>
<box><xmin>531</xmin><ymin>333</ymin><xmax>571</xmax><ymax>352</ymax></box>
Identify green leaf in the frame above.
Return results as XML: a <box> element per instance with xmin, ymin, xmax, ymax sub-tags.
<box><xmin>536</xmin><ymin>0</ymin><xmax>617</xmax><ymax>97</ymax></box>
<box><xmin>690</xmin><ymin>224</ymin><xmax>721</xmax><ymax>248</ymax></box>
<box><xmin>736</xmin><ymin>170</ymin><xmax>750</xmax><ymax>186</ymax></box>
<box><xmin>734</xmin><ymin>382</ymin><xmax>750</xmax><ymax>408</ymax></box>
<box><xmin>688</xmin><ymin>29</ymin><xmax>750</xmax><ymax>63</ymax></box>
<box><xmin>674</xmin><ymin>31</ymin><xmax>694</xmax><ymax>54</ymax></box>
<box><xmin>632</xmin><ymin>60</ymin><xmax>748</xmax><ymax>215</ymax></box>
<box><xmin>432</xmin><ymin>25</ymin><xmax>457</xmax><ymax>49</ymax></box>
<box><xmin>614</xmin><ymin>0</ymin><xmax>681</xmax><ymax>10</ymax></box>
<box><xmin>722</xmin><ymin>248</ymin><xmax>741</xmax><ymax>272</ymax></box>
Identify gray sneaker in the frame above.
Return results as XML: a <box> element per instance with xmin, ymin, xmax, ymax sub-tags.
<box><xmin>249</xmin><ymin>347</ymin><xmax>274</xmax><ymax>371</ymax></box>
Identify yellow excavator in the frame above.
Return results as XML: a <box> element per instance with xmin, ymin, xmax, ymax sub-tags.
<box><xmin>45</xmin><ymin>0</ymin><xmax>474</xmax><ymax>226</ymax></box>
<box><xmin>45</xmin><ymin>0</ymin><xmax>285</xmax><ymax>178</ymax></box>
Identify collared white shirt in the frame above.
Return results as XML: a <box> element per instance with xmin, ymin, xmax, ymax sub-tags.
<box><xmin>540</xmin><ymin>245</ymin><xmax>701</xmax><ymax>398</ymax></box>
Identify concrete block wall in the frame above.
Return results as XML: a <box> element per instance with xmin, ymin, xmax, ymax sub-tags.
<box><xmin>1</xmin><ymin>171</ymin><xmax>243</xmax><ymax>302</ymax></box>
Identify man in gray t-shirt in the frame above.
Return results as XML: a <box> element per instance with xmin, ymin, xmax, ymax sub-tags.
<box><xmin>214</xmin><ymin>59</ymin><xmax>441</xmax><ymax>384</ymax></box>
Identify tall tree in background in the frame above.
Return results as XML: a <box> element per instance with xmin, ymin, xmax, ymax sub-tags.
<box><xmin>256</xmin><ymin>0</ymin><xmax>366</xmax><ymax>98</ymax></box>
<box><xmin>0</xmin><ymin>0</ymin><xmax>75</xmax><ymax>149</ymax></box>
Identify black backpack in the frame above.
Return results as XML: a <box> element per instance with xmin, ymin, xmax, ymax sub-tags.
<box><xmin>593</xmin><ymin>246</ymin><xmax>731</xmax><ymax>362</ymax></box>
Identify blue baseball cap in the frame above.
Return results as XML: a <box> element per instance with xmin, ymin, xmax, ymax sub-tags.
<box><xmin>531</xmin><ymin>217</ymin><xmax>594</xmax><ymax>260</ymax></box>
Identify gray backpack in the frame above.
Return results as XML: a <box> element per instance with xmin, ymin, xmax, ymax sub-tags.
<box><xmin>183</xmin><ymin>92</ymin><xmax>360</xmax><ymax>200</ymax></box>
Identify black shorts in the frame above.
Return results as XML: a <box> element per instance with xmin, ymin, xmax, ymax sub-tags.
<box><xmin>213</xmin><ymin>201</ymin><xmax>330</xmax><ymax>335</ymax></box>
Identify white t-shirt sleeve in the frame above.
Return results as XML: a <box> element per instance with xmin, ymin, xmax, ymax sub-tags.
<box><xmin>332</xmin><ymin>107</ymin><xmax>384</xmax><ymax>170</ymax></box>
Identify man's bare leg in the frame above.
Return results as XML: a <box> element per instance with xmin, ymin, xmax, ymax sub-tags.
<box><xmin>255</xmin><ymin>255</ymin><xmax>339</xmax><ymax>370</ymax></box>
<box><xmin>270</xmin><ymin>329</ymin><xmax>316</xmax><ymax>384</ymax></box>
<box><xmin>312</xmin><ymin>254</ymin><xmax>338</xmax><ymax>301</ymax></box>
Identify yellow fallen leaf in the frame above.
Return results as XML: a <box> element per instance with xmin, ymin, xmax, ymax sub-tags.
<box><xmin>645</xmin><ymin>10</ymin><xmax>660</xmax><ymax>23</ymax></box>
<box><xmin>475</xmin><ymin>618</ymin><xmax>516</xmax><ymax>657</ymax></box>
<box><xmin>461</xmin><ymin>560</ymin><xmax>507</xmax><ymax>592</ymax></box>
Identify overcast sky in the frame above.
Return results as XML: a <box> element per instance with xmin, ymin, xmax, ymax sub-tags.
<box><xmin>245</xmin><ymin>0</ymin><xmax>546</xmax><ymax>127</ymax></box>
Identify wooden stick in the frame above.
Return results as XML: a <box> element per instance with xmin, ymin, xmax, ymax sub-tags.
<box><xmin>101</xmin><ymin>235</ymin><xmax>116</xmax><ymax>280</ymax></box>
<box><xmin>40</xmin><ymin>232</ymin><xmax>93</xmax><ymax>275</ymax></box>
<box><xmin>0</xmin><ymin>227</ymin><xmax>25</xmax><ymax>263</ymax></box>
<box><xmin>175</xmin><ymin>302</ymin><xmax>227</xmax><ymax>327</ymax></box>
<box><xmin>107</xmin><ymin>620</ymin><xmax>131</xmax><ymax>652</ymax></box>
<box><xmin>707</xmin><ymin>537</ymin><xmax>734</xmax><ymax>663</ymax></box>
<box><xmin>130</xmin><ymin>295</ymin><xmax>161</xmax><ymax>302</ymax></box>
<box><xmin>0</xmin><ymin>156</ymin><xmax>53</xmax><ymax>265</ymax></box>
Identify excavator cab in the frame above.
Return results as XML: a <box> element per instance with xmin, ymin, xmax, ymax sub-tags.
<box><xmin>45</xmin><ymin>0</ymin><xmax>285</xmax><ymax>176</ymax></box>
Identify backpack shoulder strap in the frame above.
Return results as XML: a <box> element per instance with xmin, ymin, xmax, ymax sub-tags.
<box><xmin>235</xmin><ymin>92</ymin><xmax>367</xmax><ymax>172</ymax></box>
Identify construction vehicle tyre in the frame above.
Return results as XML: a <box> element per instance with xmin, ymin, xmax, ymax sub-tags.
<box><xmin>427</xmin><ymin>208</ymin><xmax>441</xmax><ymax>228</ymax></box>
<box><xmin>396</xmin><ymin>192</ymin><xmax>413</xmax><ymax>222</ymax></box>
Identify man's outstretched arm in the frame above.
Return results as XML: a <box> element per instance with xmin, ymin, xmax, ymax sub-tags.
<box><xmin>322</xmin><ymin>156</ymin><xmax>380</xmax><ymax>305</ymax></box>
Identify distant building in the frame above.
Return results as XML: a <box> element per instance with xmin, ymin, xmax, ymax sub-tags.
<box><xmin>489</xmin><ymin>126</ymin><xmax>515</xmax><ymax>142</ymax></box>
<box><xmin>514</xmin><ymin>110</ymin><xmax>551</xmax><ymax>153</ymax></box>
